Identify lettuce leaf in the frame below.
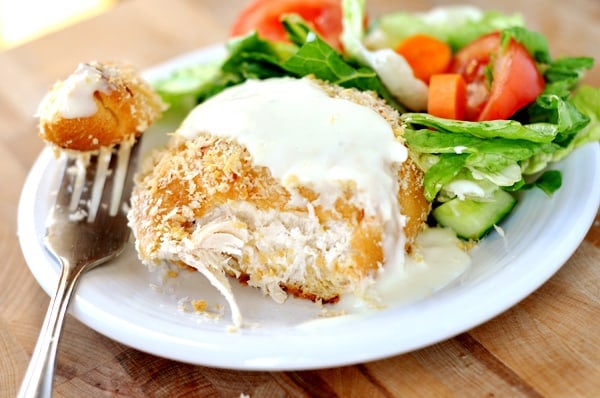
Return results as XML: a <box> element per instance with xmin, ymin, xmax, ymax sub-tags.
<box><xmin>544</xmin><ymin>57</ymin><xmax>594</xmax><ymax>85</ymax></box>
<box><xmin>524</xmin><ymin>85</ymin><xmax>600</xmax><ymax>171</ymax></box>
<box><xmin>516</xmin><ymin>170</ymin><xmax>562</xmax><ymax>196</ymax></box>
<box><xmin>422</xmin><ymin>154</ymin><xmax>468</xmax><ymax>201</ymax></box>
<box><xmin>153</xmin><ymin>62</ymin><xmax>221</xmax><ymax>116</ymax></box>
<box><xmin>403</xmin><ymin>127</ymin><xmax>542</xmax><ymax>200</ymax></box>
<box><xmin>403</xmin><ymin>82</ymin><xmax>599</xmax><ymax>200</ymax></box>
<box><xmin>401</xmin><ymin>113</ymin><xmax>558</xmax><ymax>143</ymax></box>
<box><xmin>152</xmin><ymin>16</ymin><xmax>405</xmax><ymax>111</ymax></box>
<box><xmin>280</xmin><ymin>16</ymin><xmax>403</xmax><ymax>109</ymax></box>
<box><xmin>569</xmin><ymin>85</ymin><xmax>600</xmax><ymax>146</ymax></box>
<box><xmin>500</xmin><ymin>26</ymin><xmax>551</xmax><ymax>64</ymax></box>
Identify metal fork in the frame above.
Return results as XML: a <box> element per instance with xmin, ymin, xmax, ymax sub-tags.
<box><xmin>18</xmin><ymin>139</ymin><xmax>141</xmax><ymax>398</ymax></box>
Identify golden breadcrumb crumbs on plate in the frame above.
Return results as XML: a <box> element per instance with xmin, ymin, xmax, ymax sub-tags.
<box><xmin>191</xmin><ymin>299</ymin><xmax>208</xmax><ymax>312</ymax></box>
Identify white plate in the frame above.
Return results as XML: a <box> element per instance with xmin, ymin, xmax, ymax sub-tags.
<box><xmin>18</xmin><ymin>46</ymin><xmax>600</xmax><ymax>370</ymax></box>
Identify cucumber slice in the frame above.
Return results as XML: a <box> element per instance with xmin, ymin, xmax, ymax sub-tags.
<box><xmin>432</xmin><ymin>189</ymin><xmax>517</xmax><ymax>240</ymax></box>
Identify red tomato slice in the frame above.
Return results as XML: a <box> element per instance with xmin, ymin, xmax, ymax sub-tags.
<box><xmin>450</xmin><ymin>32</ymin><xmax>545</xmax><ymax>121</ymax></box>
<box><xmin>230</xmin><ymin>0</ymin><xmax>344</xmax><ymax>51</ymax></box>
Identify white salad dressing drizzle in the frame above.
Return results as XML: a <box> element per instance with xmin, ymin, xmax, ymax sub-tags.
<box><xmin>61</xmin><ymin>139</ymin><xmax>134</xmax><ymax>223</ymax></box>
<box><xmin>37</xmin><ymin>63</ymin><xmax>110</xmax><ymax>120</ymax></box>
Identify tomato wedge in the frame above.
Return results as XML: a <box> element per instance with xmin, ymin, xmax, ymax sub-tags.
<box><xmin>450</xmin><ymin>32</ymin><xmax>545</xmax><ymax>121</ymax></box>
<box><xmin>230</xmin><ymin>0</ymin><xmax>344</xmax><ymax>51</ymax></box>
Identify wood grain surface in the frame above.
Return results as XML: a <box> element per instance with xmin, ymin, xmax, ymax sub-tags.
<box><xmin>1</xmin><ymin>0</ymin><xmax>599</xmax><ymax>397</ymax></box>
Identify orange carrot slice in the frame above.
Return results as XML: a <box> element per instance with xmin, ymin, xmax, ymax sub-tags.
<box><xmin>427</xmin><ymin>73</ymin><xmax>467</xmax><ymax>120</ymax></box>
<box><xmin>396</xmin><ymin>34</ymin><xmax>452</xmax><ymax>83</ymax></box>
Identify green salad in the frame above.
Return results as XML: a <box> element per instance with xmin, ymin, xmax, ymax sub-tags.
<box><xmin>152</xmin><ymin>0</ymin><xmax>600</xmax><ymax>240</ymax></box>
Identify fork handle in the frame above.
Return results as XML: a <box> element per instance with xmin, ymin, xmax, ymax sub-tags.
<box><xmin>17</xmin><ymin>259</ymin><xmax>83</xmax><ymax>398</ymax></box>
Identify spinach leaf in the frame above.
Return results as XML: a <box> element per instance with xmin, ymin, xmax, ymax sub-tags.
<box><xmin>519</xmin><ymin>170</ymin><xmax>562</xmax><ymax>195</ymax></box>
<box><xmin>281</xmin><ymin>16</ymin><xmax>403</xmax><ymax>109</ymax></box>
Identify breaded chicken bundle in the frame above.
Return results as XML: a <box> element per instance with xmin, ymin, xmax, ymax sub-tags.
<box><xmin>128</xmin><ymin>77</ymin><xmax>430</xmax><ymax>327</ymax></box>
<box><xmin>37</xmin><ymin>61</ymin><xmax>166</xmax><ymax>152</ymax></box>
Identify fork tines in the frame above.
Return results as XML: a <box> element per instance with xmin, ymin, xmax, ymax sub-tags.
<box><xmin>59</xmin><ymin>139</ymin><xmax>140</xmax><ymax>223</ymax></box>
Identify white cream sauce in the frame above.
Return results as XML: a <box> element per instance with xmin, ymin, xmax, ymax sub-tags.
<box><xmin>37</xmin><ymin>63</ymin><xmax>110</xmax><ymax>120</ymax></box>
<box><xmin>372</xmin><ymin>227</ymin><xmax>469</xmax><ymax>305</ymax></box>
<box><xmin>299</xmin><ymin>227</ymin><xmax>471</xmax><ymax>330</ymax></box>
<box><xmin>178</xmin><ymin>77</ymin><xmax>409</xmax><ymax>266</ymax></box>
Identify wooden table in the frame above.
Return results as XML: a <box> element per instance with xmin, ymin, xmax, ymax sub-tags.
<box><xmin>1</xmin><ymin>0</ymin><xmax>599</xmax><ymax>396</ymax></box>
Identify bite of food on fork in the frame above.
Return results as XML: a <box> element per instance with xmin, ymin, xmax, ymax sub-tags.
<box><xmin>17</xmin><ymin>61</ymin><xmax>165</xmax><ymax>398</ymax></box>
<box><xmin>37</xmin><ymin>61</ymin><xmax>165</xmax><ymax>152</ymax></box>
<box><xmin>36</xmin><ymin>61</ymin><xmax>166</xmax><ymax>221</ymax></box>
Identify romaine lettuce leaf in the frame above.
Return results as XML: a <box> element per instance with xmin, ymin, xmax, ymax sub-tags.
<box><xmin>569</xmin><ymin>85</ymin><xmax>600</xmax><ymax>147</ymax></box>
<box><xmin>401</xmin><ymin>113</ymin><xmax>557</xmax><ymax>143</ymax></box>
<box><xmin>422</xmin><ymin>154</ymin><xmax>467</xmax><ymax>201</ymax></box>
<box><xmin>544</xmin><ymin>56</ymin><xmax>594</xmax><ymax>85</ymax></box>
<box><xmin>527</xmin><ymin>94</ymin><xmax>590</xmax><ymax>147</ymax></box>
<box><xmin>524</xmin><ymin>85</ymin><xmax>600</xmax><ymax>171</ymax></box>
<box><xmin>402</xmin><ymin>127</ymin><xmax>543</xmax><ymax>200</ymax></box>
